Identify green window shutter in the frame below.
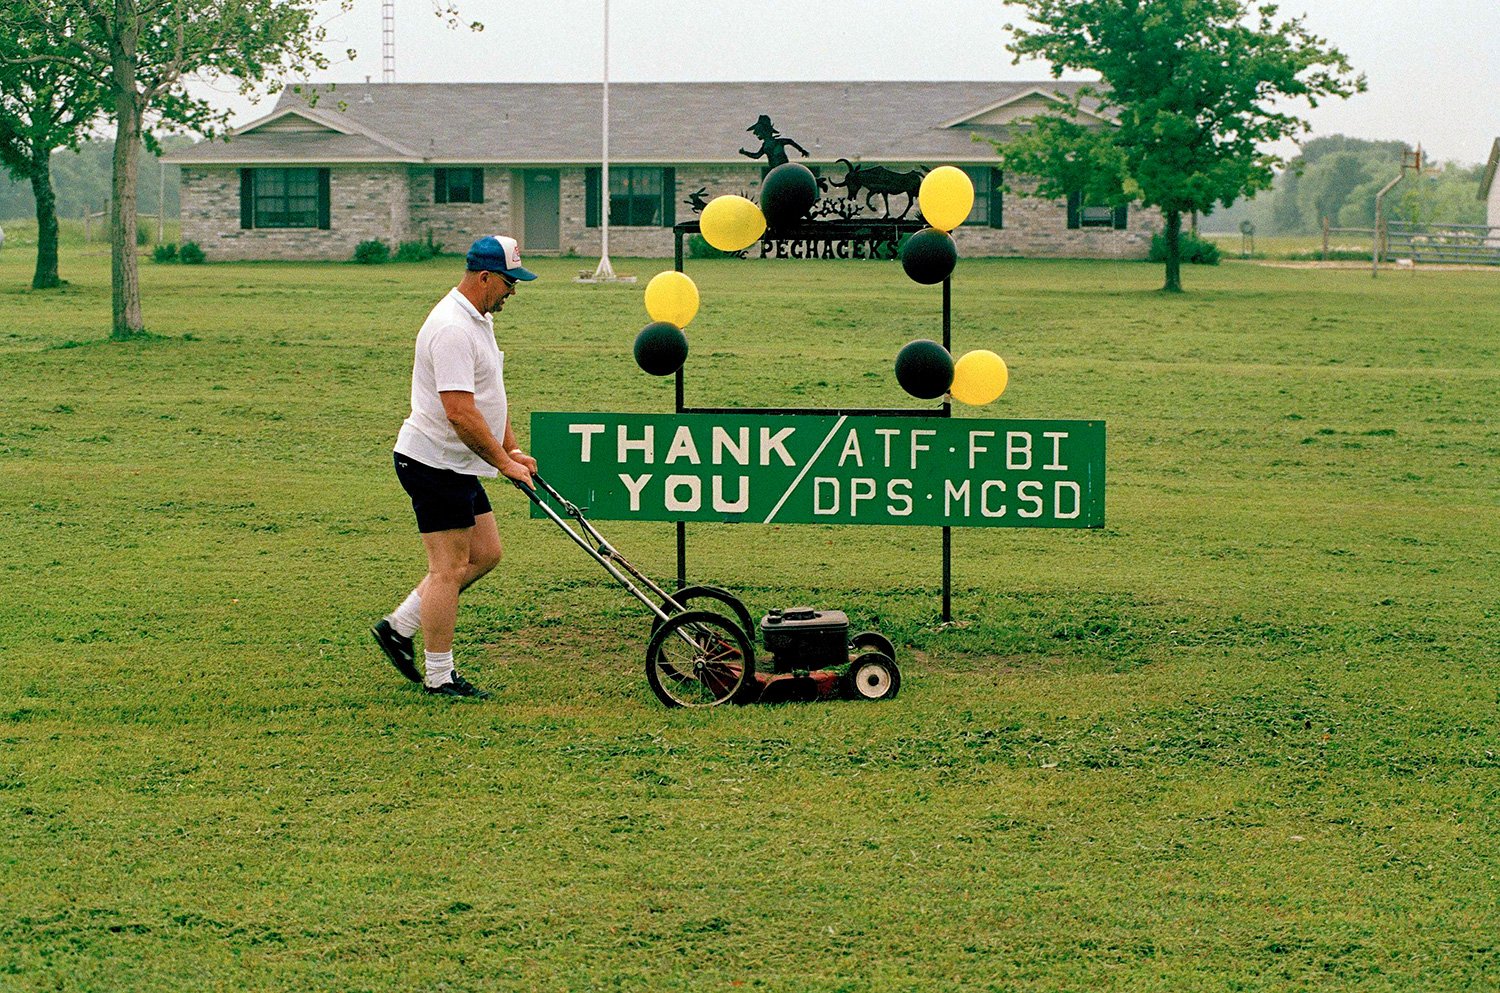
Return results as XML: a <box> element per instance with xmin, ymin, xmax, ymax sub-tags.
<box><xmin>317</xmin><ymin>169</ymin><xmax>331</xmax><ymax>229</ymax></box>
<box><xmin>1066</xmin><ymin>191</ymin><xmax>1081</xmax><ymax>229</ymax></box>
<box><xmin>1113</xmin><ymin>203</ymin><xmax>1129</xmax><ymax>230</ymax></box>
<box><xmin>240</xmin><ymin>169</ymin><xmax>254</xmax><ymax>229</ymax></box>
<box><xmin>991</xmin><ymin>168</ymin><xmax>1004</xmax><ymax>230</ymax></box>
<box><xmin>434</xmin><ymin>169</ymin><xmax>448</xmax><ymax>204</ymax></box>
<box><xmin>472</xmin><ymin>168</ymin><xmax>484</xmax><ymax>204</ymax></box>
<box><xmin>661</xmin><ymin>167</ymin><xmax>676</xmax><ymax>227</ymax></box>
<box><xmin>585</xmin><ymin>167</ymin><xmax>600</xmax><ymax>227</ymax></box>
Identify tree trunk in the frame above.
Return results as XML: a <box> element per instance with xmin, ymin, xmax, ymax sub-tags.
<box><xmin>1162</xmin><ymin>208</ymin><xmax>1183</xmax><ymax>293</ymax></box>
<box><xmin>108</xmin><ymin>15</ymin><xmax>146</xmax><ymax>340</ymax></box>
<box><xmin>28</xmin><ymin>146</ymin><xmax>61</xmax><ymax>290</ymax></box>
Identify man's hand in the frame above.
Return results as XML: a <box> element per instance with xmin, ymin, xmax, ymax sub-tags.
<box><xmin>501</xmin><ymin>457</ymin><xmax>533</xmax><ymax>488</ymax></box>
<box><xmin>509</xmin><ymin>449</ymin><xmax>538</xmax><ymax>474</ymax></box>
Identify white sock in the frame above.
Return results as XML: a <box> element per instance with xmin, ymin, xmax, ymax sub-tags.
<box><xmin>389</xmin><ymin>588</ymin><xmax>422</xmax><ymax>638</ymax></box>
<box><xmin>425</xmin><ymin>650</ymin><xmax>454</xmax><ymax>687</ymax></box>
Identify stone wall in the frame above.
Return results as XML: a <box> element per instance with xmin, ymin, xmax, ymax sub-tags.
<box><xmin>407</xmin><ymin>167</ymin><xmax>514</xmax><ymax>253</ymax></box>
<box><xmin>179</xmin><ymin>166</ymin><xmax>410</xmax><ymax>262</ymax></box>
<box><xmin>180</xmin><ymin>162</ymin><xmax>1159</xmax><ymax>261</ymax></box>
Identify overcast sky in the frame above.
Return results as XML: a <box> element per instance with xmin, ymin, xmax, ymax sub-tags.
<box><xmin>203</xmin><ymin>0</ymin><xmax>1500</xmax><ymax>165</ymax></box>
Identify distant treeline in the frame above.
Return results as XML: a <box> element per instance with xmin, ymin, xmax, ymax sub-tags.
<box><xmin>1202</xmin><ymin>135</ymin><xmax>1487</xmax><ymax>234</ymax></box>
<box><xmin>0</xmin><ymin>135</ymin><xmax>192</xmax><ymax>222</ymax></box>
<box><xmin>1197</xmin><ymin>135</ymin><xmax>1486</xmax><ymax>234</ymax></box>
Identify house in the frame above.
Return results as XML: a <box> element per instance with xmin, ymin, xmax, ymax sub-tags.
<box><xmin>1481</xmin><ymin>137</ymin><xmax>1500</xmax><ymax>231</ymax></box>
<box><xmin>165</xmin><ymin>81</ymin><xmax>1159</xmax><ymax>262</ymax></box>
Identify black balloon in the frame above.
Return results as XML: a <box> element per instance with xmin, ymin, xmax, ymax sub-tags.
<box><xmin>894</xmin><ymin>339</ymin><xmax>954</xmax><ymax>399</ymax></box>
<box><xmin>900</xmin><ymin>227</ymin><xmax>958</xmax><ymax>284</ymax></box>
<box><xmin>759</xmin><ymin>163</ymin><xmax>820</xmax><ymax>229</ymax></box>
<box><xmin>634</xmin><ymin>321</ymin><xmax>689</xmax><ymax>376</ymax></box>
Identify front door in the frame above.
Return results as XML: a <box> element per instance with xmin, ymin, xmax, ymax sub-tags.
<box><xmin>524</xmin><ymin>170</ymin><xmax>560</xmax><ymax>251</ymax></box>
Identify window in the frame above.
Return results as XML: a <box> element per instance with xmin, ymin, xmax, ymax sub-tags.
<box><xmin>962</xmin><ymin>167</ymin><xmax>1004</xmax><ymax>228</ymax></box>
<box><xmin>240</xmin><ymin>168</ymin><xmax>329</xmax><ymax>229</ymax></box>
<box><xmin>1067</xmin><ymin>191</ymin><xmax>1128</xmax><ymax>230</ymax></box>
<box><xmin>435</xmin><ymin>167</ymin><xmax>484</xmax><ymax>204</ymax></box>
<box><xmin>586</xmin><ymin>167</ymin><xmax>676</xmax><ymax>227</ymax></box>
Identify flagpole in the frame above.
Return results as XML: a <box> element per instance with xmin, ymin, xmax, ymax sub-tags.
<box><xmin>592</xmin><ymin>0</ymin><xmax>614</xmax><ymax>280</ymax></box>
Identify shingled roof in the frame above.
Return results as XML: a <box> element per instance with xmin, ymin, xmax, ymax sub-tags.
<box><xmin>167</xmin><ymin>80</ymin><xmax>1103</xmax><ymax>166</ymax></box>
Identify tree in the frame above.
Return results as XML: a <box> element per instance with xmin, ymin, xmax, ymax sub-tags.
<box><xmin>6</xmin><ymin>0</ymin><xmax>346</xmax><ymax>339</ymax></box>
<box><xmin>1001</xmin><ymin>0</ymin><xmax>1365</xmax><ymax>291</ymax></box>
<box><xmin>0</xmin><ymin>33</ymin><xmax>105</xmax><ymax>289</ymax></box>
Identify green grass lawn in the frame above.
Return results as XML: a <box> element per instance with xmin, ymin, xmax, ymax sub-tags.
<box><xmin>1</xmin><ymin>245</ymin><xmax>1497</xmax><ymax>991</ymax></box>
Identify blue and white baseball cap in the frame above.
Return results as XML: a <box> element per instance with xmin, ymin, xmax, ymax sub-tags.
<box><xmin>465</xmin><ymin>234</ymin><xmax>538</xmax><ymax>281</ymax></box>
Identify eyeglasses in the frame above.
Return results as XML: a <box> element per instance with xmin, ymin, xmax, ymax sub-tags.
<box><xmin>489</xmin><ymin>271</ymin><xmax>517</xmax><ymax>289</ymax></box>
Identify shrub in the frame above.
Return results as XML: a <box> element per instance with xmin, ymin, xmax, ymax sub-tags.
<box><xmin>178</xmin><ymin>241</ymin><xmax>205</xmax><ymax>265</ymax></box>
<box><xmin>394</xmin><ymin>235</ymin><xmax>441</xmax><ymax>262</ymax></box>
<box><xmin>135</xmin><ymin>226</ymin><xmax>151</xmax><ymax>247</ymax></box>
<box><xmin>1148</xmin><ymin>231</ymin><xmax>1221</xmax><ymax>265</ymax></box>
<box><xmin>353</xmin><ymin>239</ymin><xmax>391</xmax><ymax>264</ymax></box>
<box><xmin>152</xmin><ymin>243</ymin><xmax>178</xmax><ymax>263</ymax></box>
<box><xmin>686</xmin><ymin>234</ymin><xmax>739</xmax><ymax>259</ymax></box>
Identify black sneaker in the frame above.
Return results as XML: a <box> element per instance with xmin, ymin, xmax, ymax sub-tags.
<box><xmin>371</xmin><ymin>618</ymin><xmax>420</xmax><ymax>683</ymax></box>
<box><xmin>424</xmin><ymin>671</ymin><xmax>491</xmax><ymax>699</ymax></box>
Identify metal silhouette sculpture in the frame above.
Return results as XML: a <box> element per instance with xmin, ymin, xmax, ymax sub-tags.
<box><xmin>740</xmin><ymin>114</ymin><xmax>808</xmax><ymax>169</ymax></box>
<box><xmin>828</xmin><ymin>159</ymin><xmax>928</xmax><ymax>220</ymax></box>
<box><xmin>685</xmin><ymin>187</ymin><xmax>711</xmax><ymax>214</ymax></box>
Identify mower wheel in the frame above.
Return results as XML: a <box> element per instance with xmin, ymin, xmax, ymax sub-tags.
<box><xmin>844</xmin><ymin>653</ymin><xmax>900</xmax><ymax>701</ymax></box>
<box><xmin>850</xmin><ymin>630</ymin><xmax>896</xmax><ymax>662</ymax></box>
<box><xmin>652</xmin><ymin>585</ymin><xmax>755</xmax><ymax>642</ymax></box>
<box><xmin>645</xmin><ymin>609</ymin><xmax>756</xmax><ymax>708</ymax></box>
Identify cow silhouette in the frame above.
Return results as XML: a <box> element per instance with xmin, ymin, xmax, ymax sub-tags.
<box><xmin>829</xmin><ymin>158</ymin><xmax>927</xmax><ymax>219</ymax></box>
<box><xmin>739</xmin><ymin>115</ymin><xmax>808</xmax><ymax>169</ymax></box>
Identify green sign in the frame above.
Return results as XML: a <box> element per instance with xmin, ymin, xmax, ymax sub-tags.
<box><xmin>530</xmin><ymin>412</ymin><xmax>1105</xmax><ymax>528</ymax></box>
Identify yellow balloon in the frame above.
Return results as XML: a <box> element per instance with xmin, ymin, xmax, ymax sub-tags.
<box><xmin>951</xmin><ymin>349</ymin><xmax>1009</xmax><ymax>405</ymax></box>
<box><xmin>919</xmin><ymin>166</ymin><xmax>975</xmax><ymax>232</ymax></box>
<box><xmin>699</xmin><ymin>194</ymin><xmax>767</xmax><ymax>252</ymax></box>
<box><xmin>644</xmin><ymin>270</ymin><xmax>700</xmax><ymax>328</ymax></box>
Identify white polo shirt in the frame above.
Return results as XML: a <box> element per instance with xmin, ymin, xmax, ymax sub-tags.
<box><xmin>394</xmin><ymin>288</ymin><xmax>506</xmax><ymax>477</ymax></box>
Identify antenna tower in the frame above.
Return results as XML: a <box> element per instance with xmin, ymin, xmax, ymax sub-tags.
<box><xmin>381</xmin><ymin>0</ymin><xmax>395</xmax><ymax>82</ymax></box>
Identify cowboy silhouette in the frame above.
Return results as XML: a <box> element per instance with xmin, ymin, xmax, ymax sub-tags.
<box><xmin>739</xmin><ymin>115</ymin><xmax>809</xmax><ymax>169</ymax></box>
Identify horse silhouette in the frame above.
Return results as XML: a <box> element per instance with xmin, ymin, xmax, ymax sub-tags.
<box><xmin>829</xmin><ymin>158</ymin><xmax>927</xmax><ymax>219</ymax></box>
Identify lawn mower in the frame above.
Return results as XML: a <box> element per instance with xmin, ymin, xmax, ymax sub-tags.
<box><xmin>516</xmin><ymin>474</ymin><xmax>901</xmax><ymax>708</ymax></box>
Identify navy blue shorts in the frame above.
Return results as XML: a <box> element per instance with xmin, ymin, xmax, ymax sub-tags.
<box><xmin>393</xmin><ymin>452</ymin><xmax>492</xmax><ymax>533</ymax></box>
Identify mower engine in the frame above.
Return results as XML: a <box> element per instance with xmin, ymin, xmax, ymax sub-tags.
<box><xmin>760</xmin><ymin>607</ymin><xmax>849</xmax><ymax>672</ymax></box>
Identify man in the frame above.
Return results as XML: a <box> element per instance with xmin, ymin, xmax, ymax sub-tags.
<box><xmin>372</xmin><ymin>235</ymin><xmax>538</xmax><ymax>698</ymax></box>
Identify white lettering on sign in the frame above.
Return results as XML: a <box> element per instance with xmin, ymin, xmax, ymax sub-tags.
<box><xmin>1006</xmin><ymin>432</ymin><xmax>1032</xmax><ymax>470</ymax></box>
<box><xmin>910</xmin><ymin>429</ymin><xmax>935</xmax><ymax>470</ymax></box>
<box><xmin>665</xmin><ymin>475</ymin><xmax>701</xmax><ymax>512</ymax></box>
<box><xmin>887</xmin><ymin>479</ymin><xmax>913</xmax><ymax>516</ymax></box>
<box><xmin>619</xmin><ymin>473</ymin><xmax>652</xmax><ymax>511</ymax></box>
<box><xmin>969</xmin><ymin>430</ymin><xmax>994</xmax><ymax>470</ymax></box>
<box><xmin>981</xmin><ymin>480</ymin><xmax>1007</xmax><ymax>518</ymax></box>
<box><xmin>1055</xmin><ymin>481</ymin><xmax>1081</xmax><ymax>519</ymax></box>
<box><xmin>712</xmin><ymin>426</ymin><xmax>750</xmax><ymax>466</ymax></box>
<box><xmin>713</xmin><ymin>476</ymin><xmax>750</xmax><ymax>513</ymax></box>
<box><xmin>1043</xmin><ymin>432</ymin><xmax>1069</xmax><ymax>471</ymax></box>
<box><xmin>838</xmin><ymin>429</ymin><xmax>864</xmax><ymax>467</ymax></box>
<box><xmin>1017</xmin><ymin>480</ymin><xmax>1044</xmax><ymax>518</ymax></box>
<box><xmin>876</xmin><ymin>428</ymin><xmax>900</xmax><ymax>467</ymax></box>
<box><xmin>945</xmin><ymin>479</ymin><xmax>970</xmax><ymax>516</ymax></box>
<box><xmin>814</xmin><ymin>477</ymin><xmax>839</xmax><ymax>515</ymax></box>
<box><xmin>850</xmin><ymin>478</ymin><xmax>877</xmax><ymax>517</ymax></box>
<box><xmin>760</xmin><ymin>427</ymin><xmax>796</xmax><ymax>466</ymax></box>
<box><xmin>619</xmin><ymin>425</ymin><xmax>654</xmax><ymax>463</ymax></box>
<box><xmin>665</xmin><ymin>425</ymin><xmax>701</xmax><ymax>465</ymax></box>
<box><xmin>570</xmin><ymin>423</ymin><xmax>605</xmax><ymax>462</ymax></box>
